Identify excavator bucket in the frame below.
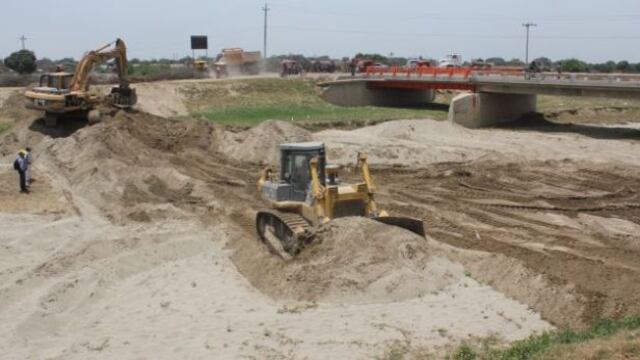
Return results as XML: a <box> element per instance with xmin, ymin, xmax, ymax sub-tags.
<box><xmin>109</xmin><ymin>86</ymin><xmax>137</xmax><ymax>108</ymax></box>
<box><xmin>372</xmin><ymin>216</ymin><xmax>426</xmax><ymax>237</ymax></box>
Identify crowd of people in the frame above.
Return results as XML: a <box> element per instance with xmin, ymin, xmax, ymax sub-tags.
<box><xmin>13</xmin><ymin>148</ymin><xmax>33</xmax><ymax>194</ymax></box>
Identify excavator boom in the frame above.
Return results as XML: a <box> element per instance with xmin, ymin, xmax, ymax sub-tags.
<box><xmin>70</xmin><ymin>38</ymin><xmax>131</xmax><ymax>92</ymax></box>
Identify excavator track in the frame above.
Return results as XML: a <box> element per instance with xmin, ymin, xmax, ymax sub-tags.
<box><xmin>256</xmin><ymin>209</ymin><xmax>315</xmax><ymax>258</ymax></box>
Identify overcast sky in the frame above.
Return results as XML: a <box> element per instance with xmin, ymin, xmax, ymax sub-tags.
<box><xmin>1</xmin><ymin>0</ymin><xmax>639</xmax><ymax>62</ymax></box>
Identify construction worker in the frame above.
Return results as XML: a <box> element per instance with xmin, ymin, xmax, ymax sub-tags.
<box><xmin>13</xmin><ymin>150</ymin><xmax>29</xmax><ymax>194</ymax></box>
<box><xmin>25</xmin><ymin>147</ymin><xmax>33</xmax><ymax>187</ymax></box>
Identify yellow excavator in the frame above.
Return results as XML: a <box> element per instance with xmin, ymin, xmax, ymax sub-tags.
<box><xmin>257</xmin><ymin>142</ymin><xmax>425</xmax><ymax>258</ymax></box>
<box><xmin>24</xmin><ymin>38</ymin><xmax>137</xmax><ymax>126</ymax></box>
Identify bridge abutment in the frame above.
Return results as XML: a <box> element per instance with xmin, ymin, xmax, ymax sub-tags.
<box><xmin>321</xmin><ymin>80</ymin><xmax>435</xmax><ymax>107</ymax></box>
<box><xmin>448</xmin><ymin>92</ymin><xmax>537</xmax><ymax>128</ymax></box>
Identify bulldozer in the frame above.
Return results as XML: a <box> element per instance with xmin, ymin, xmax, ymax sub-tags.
<box><xmin>24</xmin><ymin>38</ymin><xmax>137</xmax><ymax>126</ymax></box>
<box><xmin>256</xmin><ymin>142</ymin><xmax>425</xmax><ymax>258</ymax></box>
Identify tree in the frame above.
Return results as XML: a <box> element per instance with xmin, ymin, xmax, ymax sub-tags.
<box><xmin>559</xmin><ymin>58</ymin><xmax>589</xmax><ymax>73</ymax></box>
<box><xmin>532</xmin><ymin>57</ymin><xmax>553</xmax><ymax>71</ymax></box>
<box><xmin>506</xmin><ymin>58</ymin><xmax>524</xmax><ymax>66</ymax></box>
<box><xmin>485</xmin><ymin>57</ymin><xmax>506</xmax><ymax>66</ymax></box>
<box><xmin>3</xmin><ymin>49</ymin><xmax>37</xmax><ymax>74</ymax></box>
<box><xmin>354</xmin><ymin>53</ymin><xmax>390</xmax><ymax>65</ymax></box>
<box><xmin>36</xmin><ymin>57</ymin><xmax>55</xmax><ymax>72</ymax></box>
<box><xmin>616</xmin><ymin>60</ymin><xmax>631</xmax><ymax>72</ymax></box>
<box><xmin>55</xmin><ymin>57</ymin><xmax>78</xmax><ymax>72</ymax></box>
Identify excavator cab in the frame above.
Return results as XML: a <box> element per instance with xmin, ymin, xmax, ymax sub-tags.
<box><xmin>40</xmin><ymin>73</ymin><xmax>72</xmax><ymax>90</ymax></box>
<box><xmin>35</xmin><ymin>73</ymin><xmax>73</xmax><ymax>94</ymax></box>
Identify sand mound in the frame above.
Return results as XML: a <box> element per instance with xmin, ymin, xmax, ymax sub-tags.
<box><xmin>131</xmin><ymin>82</ymin><xmax>189</xmax><ymax>118</ymax></box>
<box><xmin>34</xmin><ymin>111</ymin><xmax>226</xmax><ymax>222</ymax></box>
<box><xmin>220</xmin><ymin>120</ymin><xmax>312</xmax><ymax>165</ymax></box>
<box><xmin>232</xmin><ymin>217</ymin><xmax>466</xmax><ymax>304</ymax></box>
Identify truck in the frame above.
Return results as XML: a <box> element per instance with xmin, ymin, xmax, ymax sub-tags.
<box><xmin>217</xmin><ymin>48</ymin><xmax>262</xmax><ymax>75</ymax></box>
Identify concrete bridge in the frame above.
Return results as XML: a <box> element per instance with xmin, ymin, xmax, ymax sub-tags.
<box><xmin>319</xmin><ymin>68</ymin><xmax>640</xmax><ymax>128</ymax></box>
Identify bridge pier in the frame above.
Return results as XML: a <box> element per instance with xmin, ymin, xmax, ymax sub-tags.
<box><xmin>448</xmin><ymin>92</ymin><xmax>537</xmax><ymax>128</ymax></box>
<box><xmin>321</xmin><ymin>80</ymin><xmax>435</xmax><ymax>107</ymax></box>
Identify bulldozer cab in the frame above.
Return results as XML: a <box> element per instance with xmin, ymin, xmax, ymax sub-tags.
<box><xmin>280</xmin><ymin>142</ymin><xmax>326</xmax><ymax>202</ymax></box>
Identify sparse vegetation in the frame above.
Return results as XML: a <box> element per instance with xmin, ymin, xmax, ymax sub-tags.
<box><xmin>537</xmin><ymin>95</ymin><xmax>640</xmax><ymax>124</ymax></box>
<box><xmin>188</xmin><ymin>78</ymin><xmax>449</xmax><ymax>125</ymax></box>
<box><xmin>378</xmin><ymin>340</ymin><xmax>412</xmax><ymax>360</ymax></box>
<box><xmin>447</xmin><ymin>315</ymin><xmax>640</xmax><ymax>360</ymax></box>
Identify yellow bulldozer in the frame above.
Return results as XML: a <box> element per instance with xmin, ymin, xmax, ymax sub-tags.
<box><xmin>257</xmin><ymin>142</ymin><xmax>425</xmax><ymax>257</ymax></box>
<box><xmin>24</xmin><ymin>38</ymin><xmax>137</xmax><ymax>126</ymax></box>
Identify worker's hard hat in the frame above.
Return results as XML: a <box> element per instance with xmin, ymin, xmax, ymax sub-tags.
<box><xmin>19</xmin><ymin>149</ymin><xmax>27</xmax><ymax>155</ymax></box>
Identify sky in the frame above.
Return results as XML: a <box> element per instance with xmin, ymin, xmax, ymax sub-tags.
<box><xmin>1</xmin><ymin>0</ymin><xmax>639</xmax><ymax>63</ymax></box>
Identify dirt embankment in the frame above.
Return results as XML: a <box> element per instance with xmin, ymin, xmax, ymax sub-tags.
<box><xmin>3</xmin><ymin>108</ymin><xmax>640</xmax><ymax>331</ymax></box>
<box><xmin>232</xmin><ymin>217</ymin><xmax>471</xmax><ymax>303</ymax></box>
<box><xmin>0</xmin><ymin>107</ymin><xmax>555</xmax><ymax>359</ymax></box>
<box><xmin>372</xmin><ymin>161</ymin><xmax>640</xmax><ymax>328</ymax></box>
<box><xmin>2</xmin><ymin>85</ymin><xmax>640</xmax><ymax>358</ymax></box>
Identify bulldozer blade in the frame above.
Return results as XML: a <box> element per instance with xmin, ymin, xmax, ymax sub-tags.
<box><xmin>373</xmin><ymin>217</ymin><xmax>425</xmax><ymax>237</ymax></box>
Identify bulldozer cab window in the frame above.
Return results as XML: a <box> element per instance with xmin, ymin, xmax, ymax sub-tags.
<box><xmin>281</xmin><ymin>151</ymin><xmax>323</xmax><ymax>202</ymax></box>
<box><xmin>283</xmin><ymin>154</ymin><xmax>310</xmax><ymax>201</ymax></box>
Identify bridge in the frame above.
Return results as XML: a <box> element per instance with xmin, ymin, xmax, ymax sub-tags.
<box><xmin>319</xmin><ymin>67</ymin><xmax>640</xmax><ymax>128</ymax></box>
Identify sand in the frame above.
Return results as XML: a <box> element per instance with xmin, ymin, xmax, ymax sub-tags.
<box><xmin>0</xmin><ymin>109</ymin><xmax>553</xmax><ymax>359</ymax></box>
<box><xmin>1</xmin><ymin>79</ymin><xmax>640</xmax><ymax>358</ymax></box>
<box><xmin>315</xmin><ymin>118</ymin><xmax>640</xmax><ymax>167</ymax></box>
<box><xmin>219</xmin><ymin>120</ymin><xmax>313</xmax><ymax>165</ymax></box>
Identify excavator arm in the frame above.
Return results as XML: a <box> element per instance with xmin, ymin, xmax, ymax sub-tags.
<box><xmin>70</xmin><ymin>39</ymin><xmax>130</xmax><ymax>92</ymax></box>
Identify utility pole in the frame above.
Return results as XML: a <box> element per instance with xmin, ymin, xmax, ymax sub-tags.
<box><xmin>262</xmin><ymin>3</ymin><xmax>270</xmax><ymax>59</ymax></box>
<box><xmin>19</xmin><ymin>35</ymin><xmax>28</xmax><ymax>50</ymax></box>
<box><xmin>522</xmin><ymin>22</ymin><xmax>537</xmax><ymax>66</ymax></box>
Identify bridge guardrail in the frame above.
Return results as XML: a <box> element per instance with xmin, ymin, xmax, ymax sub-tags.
<box><xmin>363</xmin><ymin>66</ymin><xmax>640</xmax><ymax>84</ymax></box>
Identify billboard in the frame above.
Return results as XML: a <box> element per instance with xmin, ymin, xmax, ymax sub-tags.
<box><xmin>190</xmin><ymin>36</ymin><xmax>208</xmax><ymax>50</ymax></box>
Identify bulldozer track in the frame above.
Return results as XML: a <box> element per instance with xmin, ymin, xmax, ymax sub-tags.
<box><xmin>256</xmin><ymin>209</ymin><xmax>315</xmax><ymax>258</ymax></box>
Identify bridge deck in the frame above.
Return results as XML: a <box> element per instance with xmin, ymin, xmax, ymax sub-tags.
<box><xmin>322</xmin><ymin>69</ymin><xmax>640</xmax><ymax>99</ymax></box>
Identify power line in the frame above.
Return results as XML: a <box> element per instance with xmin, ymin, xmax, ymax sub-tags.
<box><xmin>19</xmin><ymin>35</ymin><xmax>28</xmax><ymax>50</ymax></box>
<box><xmin>262</xmin><ymin>3</ymin><xmax>270</xmax><ymax>59</ymax></box>
<box><xmin>523</xmin><ymin>22</ymin><xmax>537</xmax><ymax>65</ymax></box>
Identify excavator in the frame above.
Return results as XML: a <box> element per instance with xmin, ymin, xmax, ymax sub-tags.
<box><xmin>24</xmin><ymin>38</ymin><xmax>137</xmax><ymax>126</ymax></box>
<box><xmin>257</xmin><ymin>142</ymin><xmax>425</xmax><ymax>258</ymax></box>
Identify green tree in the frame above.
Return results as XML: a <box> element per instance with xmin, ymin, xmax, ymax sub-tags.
<box><xmin>3</xmin><ymin>49</ymin><xmax>37</xmax><ymax>74</ymax></box>
<box><xmin>616</xmin><ymin>60</ymin><xmax>631</xmax><ymax>72</ymax></box>
<box><xmin>560</xmin><ymin>58</ymin><xmax>589</xmax><ymax>72</ymax></box>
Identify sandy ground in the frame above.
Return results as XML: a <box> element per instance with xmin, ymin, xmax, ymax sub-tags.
<box><xmin>1</xmin><ymin>80</ymin><xmax>639</xmax><ymax>358</ymax></box>
<box><xmin>315</xmin><ymin>119</ymin><xmax>640</xmax><ymax>166</ymax></box>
